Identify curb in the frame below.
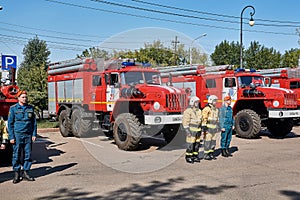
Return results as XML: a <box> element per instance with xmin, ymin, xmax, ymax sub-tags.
<box><xmin>37</xmin><ymin>128</ymin><xmax>60</xmax><ymax>133</ymax></box>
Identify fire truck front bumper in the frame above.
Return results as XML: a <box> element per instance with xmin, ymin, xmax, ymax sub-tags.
<box><xmin>268</xmin><ymin>109</ymin><xmax>300</xmax><ymax>118</ymax></box>
<box><xmin>144</xmin><ymin>114</ymin><xmax>182</xmax><ymax>125</ymax></box>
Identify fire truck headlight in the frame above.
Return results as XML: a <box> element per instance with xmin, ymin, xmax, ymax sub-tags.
<box><xmin>154</xmin><ymin>116</ymin><xmax>162</xmax><ymax>123</ymax></box>
<box><xmin>153</xmin><ymin>102</ymin><xmax>160</xmax><ymax>110</ymax></box>
<box><xmin>273</xmin><ymin>100</ymin><xmax>279</xmax><ymax>107</ymax></box>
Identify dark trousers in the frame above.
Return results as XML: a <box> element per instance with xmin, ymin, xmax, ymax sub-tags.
<box><xmin>12</xmin><ymin>134</ymin><xmax>32</xmax><ymax>171</ymax></box>
<box><xmin>221</xmin><ymin>127</ymin><xmax>232</xmax><ymax>149</ymax></box>
<box><xmin>186</xmin><ymin>131</ymin><xmax>201</xmax><ymax>156</ymax></box>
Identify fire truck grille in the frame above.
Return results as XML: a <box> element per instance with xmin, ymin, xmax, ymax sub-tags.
<box><xmin>284</xmin><ymin>93</ymin><xmax>297</xmax><ymax>106</ymax></box>
<box><xmin>166</xmin><ymin>94</ymin><xmax>187</xmax><ymax>111</ymax></box>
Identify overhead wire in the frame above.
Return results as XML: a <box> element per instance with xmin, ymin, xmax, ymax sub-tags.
<box><xmin>45</xmin><ymin>0</ymin><xmax>297</xmax><ymax>36</ymax></box>
<box><xmin>131</xmin><ymin>0</ymin><xmax>300</xmax><ymax>25</ymax></box>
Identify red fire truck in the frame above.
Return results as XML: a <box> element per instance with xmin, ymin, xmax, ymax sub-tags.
<box><xmin>0</xmin><ymin>67</ymin><xmax>19</xmax><ymax>119</ymax></box>
<box><xmin>256</xmin><ymin>67</ymin><xmax>300</xmax><ymax>107</ymax></box>
<box><xmin>48</xmin><ymin>58</ymin><xmax>187</xmax><ymax>150</ymax></box>
<box><xmin>159</xmin><ymin>65</ymin><xmax>300</xmax><ymax>138</ymax></box>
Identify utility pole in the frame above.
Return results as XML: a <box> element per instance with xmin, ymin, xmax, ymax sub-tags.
<box><xmin>172</xmin><ymin>36</ymin><xmax>180</xmax><ymax>65</ymax></box>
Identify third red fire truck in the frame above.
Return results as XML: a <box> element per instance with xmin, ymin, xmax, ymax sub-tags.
<box><xmin>256</xmin><ymin>67</ymin><xmax>300</xmax><ymax>107</ymax></box>
<box><xmin>159</xmin><ymin>65</ymin><xmax>300</xmax><ymax>138</ymax></box>
<box><xmin>48</xmin><ymin>58</ymin><xmax>187</xmax><ymax>150</ymax></box>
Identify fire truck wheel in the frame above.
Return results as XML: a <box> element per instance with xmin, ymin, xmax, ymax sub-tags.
<box><xmin>162</xmin><ymin>124</ymin><xmax>180</xmax><ymax>143</ymax></box>
<box><xmin>59</xmin><ymin>110</ymin><xmax>72</xmax><ymax>137</ymax></box>
<box><xmin>267</xmin><ymin>118</ymin><xmax>293</xmax><ymax>138</ymax></box>
<box><xmin>235</xmin><ymin>109</ymin><xmax>261</xmax><ymax>139</ymax></box>
<box><xmin>113</xmin><ymin>113</ymin><xmax>141</xmax><ymax>151</ymax></box>
<box><xmin>71</xmin><ymin>109</ymin><xmax>92</xmax><ymax>137</ymax></box>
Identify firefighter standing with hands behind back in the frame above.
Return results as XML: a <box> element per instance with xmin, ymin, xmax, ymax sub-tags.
<box><xmin>202</xmin><ymin>95</ymin><xmax>219</xmax><ymax>160</ymax></box>
<box><xmin>8</xmin><ymin>90</ymin><xmax>37</xmax><ymax>184</ymax></box>
<box><xmin>182</xmin><ymin>96</ymin><xmax>202</xmax><ymax>164</ymax></box>
<box><xmin>219</xmin><ymin>95</ymin><xmax>235</xmax><ymax>157</ymax></box>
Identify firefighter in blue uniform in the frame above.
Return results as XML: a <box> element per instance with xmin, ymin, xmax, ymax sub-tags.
<box><xmin>8</xmin><ymin>90</ymin><xmax>37</xmax><ymax>184</ymax></box>
<box><xmin>219</xmin><ymin>95</ymin><xmax>235</xmax><ymax>157</ymax></box>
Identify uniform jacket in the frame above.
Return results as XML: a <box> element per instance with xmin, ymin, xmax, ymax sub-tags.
<box><xmin>8</xmin><ymin>103</ymin><xmax>37</xmax><ymax>140</ymax></box>
<box><xmin>182</xmin><ymin>107</ymin><xmax>202</xmax><ymax>130</ymax></box>
<box><xmin>201</xmin><ymin>104</ymin><xmax>219</xmax><ymax>128</ymax></box>
<box><xmin>0</xmin><ymin>119</ymin><xmax>9</xmax><ymax>144</ymax></box>
<box><xmin>219</xmin><ymin>105</ymin><xmax>234</xmax><ymax>129</ymax></box>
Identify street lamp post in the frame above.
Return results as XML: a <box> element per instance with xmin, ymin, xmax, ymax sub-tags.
<box><xmin>240</xmin><ymin>5</ymin><xmax>255</xmax><ymax>69</ymax></box>
<box><xmin>190</xmin><ymin>33</ymin><xmax>207</xmax><ymax>66</ymax></box>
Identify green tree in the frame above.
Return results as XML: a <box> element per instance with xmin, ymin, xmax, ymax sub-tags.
<box><xmin>78</xmin><ymin>47</ymin><xmax>110</xmax><ymax>59</ymax></box>
<box><xmin>17</xmin><ymin>36</ymin><xmax>50</xmax><ymax>119</ymax></box>
<box><xmin>281</xmin><ymin>48</ymin><xmax>300</xmax><ymax>68</ymax></box>
<box><xmin>210</xmin><ymin>40</ymin><xmax>240</xmax><ymax>66</ymax></box>
<box><xmin>190</xmin><ymin>47</ymin><xmax>209</xmax><ymax>66</ymax></box>
<box><xmin>244</xmin><ymin>41</ymin><xmax>281</xmax><ymax>69</ymax></box>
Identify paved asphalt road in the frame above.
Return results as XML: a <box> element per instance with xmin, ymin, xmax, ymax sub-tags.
<box><xmin>1</xmin><ymin>126</ymin><xmax>300</xmax><ymax>200</ymax></box>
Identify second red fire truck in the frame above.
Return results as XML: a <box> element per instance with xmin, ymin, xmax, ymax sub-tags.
<box><xmin>159</xmin><ymin>65</ymin><xmax>300</xmax><ymax>138</ymax></box>
<box><xmin>48</xmin><ymin>58</ymin><xmax>187</xmax><ymax>150</ymax></box>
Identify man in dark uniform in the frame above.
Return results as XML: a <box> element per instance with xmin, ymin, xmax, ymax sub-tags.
<box><xmin>8</xmin><ymin>90</ymin><xmax>37</xmax><ymax>184</ymax></box>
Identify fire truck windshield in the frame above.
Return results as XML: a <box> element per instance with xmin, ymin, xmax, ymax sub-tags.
<box><xmin>238</xmin><ymin>76</ymin><xmax>265</xmax><ymax>87</ymax></box>
<box><xmin>121</xmin><ymin>71</ymin><xmax>161</xmax><ymax>85</ymax></box>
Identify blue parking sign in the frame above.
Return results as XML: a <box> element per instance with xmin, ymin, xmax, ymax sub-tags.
<box><xmin>1</xmin><ymin>55</ymin><xmax>17</xmax><ymax>70</ymax></box>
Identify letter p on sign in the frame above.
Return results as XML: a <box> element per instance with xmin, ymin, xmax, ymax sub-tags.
<box><xmin>1</xmin><ymin>55</ymin><xmax>17</xmax><ymax>70</ymax></box>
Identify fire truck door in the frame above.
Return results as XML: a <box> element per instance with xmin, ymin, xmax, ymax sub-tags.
<box><xmin>105</xmin><ymin>73</ymin><xmax>120</xmax><ymax>111</ymax></box>
<box><xmin>223</xmin><ymin>77</ymin><xmax>237</xmax><ymax>106</ymax></box>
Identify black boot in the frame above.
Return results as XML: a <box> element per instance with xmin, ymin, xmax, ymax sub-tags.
<box><xmin>226</xmin><ymin>149</ymin><xmax>232</xmax><ymax>157</ymax></box>
<box><xmin>13</xmin><ymin>171</ymin><xmax>21</xmax><ymax>184</ymax></box>
<box><xmin>23</xmin><ymin>171</ymin><xmax>35</xmax><ymax>181</ymax></box>
<box><xmin>185</xmin><ymin>155</ymin><xmax>194</xmax><ymax>164</ymax></box>
<box><xmin>209</xmin><ymin>152</ymin><xmax>217</xmax><ymax>160</ymax></box>
<box><xmin>222</xmin><ymin>149</ymin><xmax>228</xmax><ymax>157</ymax></box>
<box><xmin>193</xmin><ymin>155</ymin><xmax>201</xmax><ymax>163</ymax></box>
<box><xmin>204</xmin><ymin>153</ymin><xmax>212</xmax><ymax>160</ymax></box>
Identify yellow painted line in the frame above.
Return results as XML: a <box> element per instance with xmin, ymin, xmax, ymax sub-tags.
<box><xmin>90</xmin><ymin>101</ymin><xmax>115</xmax><ymax>105</ymax></box>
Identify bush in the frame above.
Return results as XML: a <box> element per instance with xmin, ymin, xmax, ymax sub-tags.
<box><xmin>37</xmin><ymin>119</ymin><xmax>59</xmax><ymax>128</ymax></box>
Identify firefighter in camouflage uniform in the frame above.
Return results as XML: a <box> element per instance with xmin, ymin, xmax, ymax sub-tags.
<box><xmin>202</xmin><ymin>95</ymin><xmax>219</xmax><ymax>160</ymax></box>
<box><xmin>0</xmin><ymin>116</ymin><xmax>9</xmax><ymax>150</ymax></box>
<box><xmin>182</xmin><ymin>96</ymin><xmax>202</xmax><ymax>164</ymax></box>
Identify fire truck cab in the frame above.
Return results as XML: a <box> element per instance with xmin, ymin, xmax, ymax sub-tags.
<box><xmin>160</xmin><ymin>65</ymin><xmax>300</xmax><ymax>138</ymax></box>
<box><xmin>48</xmin><ymin>58</ymin><xmax>187</xmax><ymax>150</ymax></box>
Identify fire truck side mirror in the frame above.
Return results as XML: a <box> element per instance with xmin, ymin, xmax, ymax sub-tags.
<box><xmin>264</xmin><ymin>77</ymin><xmax>272</xmax><ymax>87</ymax></box>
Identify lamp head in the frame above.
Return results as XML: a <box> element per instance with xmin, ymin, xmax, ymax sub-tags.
<box><xmin>0</xmin><ymin>6</ymin><xmax>3</xmax><ymax>10</ymax></box>
<box><xmin>249</xmin><ymin>16</ymin><xmax>255</xmax><ymax>26</ymax></box>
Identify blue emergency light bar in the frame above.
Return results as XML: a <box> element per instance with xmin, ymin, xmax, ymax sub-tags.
<box><xmin>122</xmin><ymin>62</ymin><xmax>151</xmax><ymax>67</ymax></box>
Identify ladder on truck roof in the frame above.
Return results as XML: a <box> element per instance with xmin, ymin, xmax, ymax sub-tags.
<box><xmin>48</xmin><ymin>57</ymin><xmax>107</xmax><ymax>75</ymax></box>
<box><xmin>159</xmin><ymin>64</ymin><xmax>232</xmax><ymax>78</ymax></box>
<box><xmin>256</xmin><ymin>67</ymin><xmax>300</xmax><ymax>78</ymax></box>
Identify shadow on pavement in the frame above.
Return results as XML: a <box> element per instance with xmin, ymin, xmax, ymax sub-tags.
<box><xmin>0</xmin><ymin>163</ymin><xmax>77</xmax><ymax>184</ymax></box>
<box><xmin>280</xmin><ymin>190</ymin><xmax>300</xmax><ymax>200</ymax></box>
<box><xmin>32</xmin><ymin>136</ymin><xmax>66</xmax><ymax>164</ymax></box>
<box><xmin>35</xmin><ymin>176</ymin><xmax>236</xmax><ymax>200</ymax></box>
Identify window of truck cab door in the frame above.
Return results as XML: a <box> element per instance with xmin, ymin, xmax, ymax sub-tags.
<box><xmin>223</xmin><ymin>77</ymin><xmax>237</xmax><ymax>106</ymax></box>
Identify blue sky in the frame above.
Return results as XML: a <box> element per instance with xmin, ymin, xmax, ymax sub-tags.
<box><xmin>0</xmin><ymin>0</ymin><xmax>299</xmax><ymax>65</ymax></box>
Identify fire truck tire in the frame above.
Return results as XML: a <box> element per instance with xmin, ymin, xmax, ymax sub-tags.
<box><xmin>235</xmin><ymin>109</ymin><xmax>261</xmax><ymax>138</ymax></box>
<box><xmin>267</xmin><ymin>118</ymin><xmax>293</xmax><ymax>138</ymax></box>
<box><xmin>113</xmin><ymin>113</ymin><xmax>141</xmax><ymax>151</ymax></box>
<box><xmin>71</xmin><ymin>109</ymin><xmax>92</xmax><ymax>137</ymax></box>
<box><xmin>59</xmin><ymin>110</ymin><xmax>72</xmax><ymax>137</ymax></box>
<box><xmin>162</xmin><ymin>124</ymin><xmax>180</xmax><ymax>143</ymax></box>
